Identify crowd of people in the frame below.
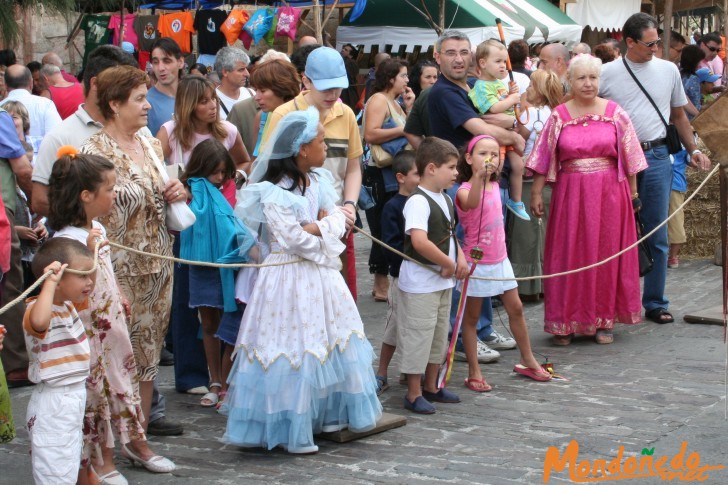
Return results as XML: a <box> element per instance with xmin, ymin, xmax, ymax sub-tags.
<box><xmin>0</xmin><ymin>10</ymin><xmax>720</xmax><ymax>484</ymax></box>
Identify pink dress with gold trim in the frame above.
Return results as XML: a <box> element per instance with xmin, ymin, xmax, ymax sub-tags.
<box><xmin>526</xmin><ymin>101</ymin><xmax>647</xmax><ymax>336</ymax></box>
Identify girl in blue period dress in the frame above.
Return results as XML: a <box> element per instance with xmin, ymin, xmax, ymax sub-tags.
<box><xmin>221</xmin><ymin>108</ymin><xmax>381</xmax><ymax>454</ymax></box>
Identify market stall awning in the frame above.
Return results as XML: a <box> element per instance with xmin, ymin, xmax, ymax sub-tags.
<box><xmin>565</xmin><ymin>0</ymin><xmax>641</xmax><ymax>32</ymax></box>
<box><xmin>337</xmin><ymin>0</ymin><xmax>583</xmax><ymax>53</ymax></box>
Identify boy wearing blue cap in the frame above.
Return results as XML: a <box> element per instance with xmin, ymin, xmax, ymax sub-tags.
<box><xmin>261</xmin><ymin>47</ymin><xmax>363</xmax><ymax>299</ymax></box>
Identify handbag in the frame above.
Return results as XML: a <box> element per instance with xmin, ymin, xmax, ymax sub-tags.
<box><xmin>140</xmin><ymin>136</ymin><xmax>196</xmax><ymax>232</ymax></box>
<box><xmin>634</xmin><ymin>212</ymin><xmax>653</xmax><ymax>277</ymax></box>
<box><xmin>622</xmin><ymin>58</ymin><xmax>682</xmax><ymax>154</ymax></box>
<box><xmin>366</xmin><ymin>96</ymin><xmax>413</xmax><ymax>168</ymax></box>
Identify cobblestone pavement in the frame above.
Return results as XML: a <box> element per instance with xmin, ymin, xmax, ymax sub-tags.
<box><xmin>2</xmin><ymin>231</ymin><xmax>727</xmax><ymax>484</ymax></box>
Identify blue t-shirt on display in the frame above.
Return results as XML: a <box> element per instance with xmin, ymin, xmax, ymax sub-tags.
<box><xmin>147</xmin><ymin>86</ymin><xmax>175</xmax><ymax>137</ymax></box>
<box><xmin>428</xmin><ymin>75</ymin><xmax>480</xmax><ymax>150</ymax></box>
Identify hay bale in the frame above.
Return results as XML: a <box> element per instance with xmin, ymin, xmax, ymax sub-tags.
<box><xmin>681</xmin><ymin>141</ymin><xmax>720</xmax><ymax>260</ymax></box>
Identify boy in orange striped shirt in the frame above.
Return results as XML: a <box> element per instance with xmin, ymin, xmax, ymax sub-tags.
<box><xmin>23</xmin><ymin>238</ymin><xmax>93</xmax><ymax>484</ymax></box>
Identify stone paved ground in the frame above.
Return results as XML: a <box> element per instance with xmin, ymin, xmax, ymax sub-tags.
<box><xmin>2</xmin><ymin>232</ymin><xmax>728</xmax><ymax>484</ymax></box>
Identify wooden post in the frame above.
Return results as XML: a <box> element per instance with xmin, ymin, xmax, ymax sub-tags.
<box><xmin>663</xmin><ymin>0</ymin><xmax>673</xmax><ymax>60</ymax></box>
<box><xmin>439</xmin><ymin>0</ymin><xmax>445</xmax><ymax>36</ymax></box>
<box><xmin>313</xmin><ymin>0</ymin><xmax>322</xmax><ymax>44</ymax></box>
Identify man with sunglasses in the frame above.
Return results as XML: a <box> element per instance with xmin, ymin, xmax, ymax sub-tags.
<box><xmin>698</xmin><ymin>33</ymin><xmax>724</xmax><ymax>88</ymax></box>
<box><xmin>600</xmin><ymin>13</ymin><xmax>711</xmax><ymax>326</ymax></box>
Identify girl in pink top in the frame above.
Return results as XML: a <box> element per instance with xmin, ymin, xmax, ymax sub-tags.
<box><xmin>455</xmin><ymin>135</ymin><xmax>551</xmax><ymax>392</ymax></box>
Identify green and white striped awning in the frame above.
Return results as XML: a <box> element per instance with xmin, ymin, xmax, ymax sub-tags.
<box><xmin>337</xmin><ymin>0</ymin><xmax>583</xmax><ymax>52</ymax></box>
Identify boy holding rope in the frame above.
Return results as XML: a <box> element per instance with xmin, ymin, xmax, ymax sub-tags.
<box><xmin>398</xmin><ymin>137</ymin><xmax>468</xmax><ymax>414</ymax></box>
<box><xmin>22</xmin><ymin>237</ymin><xmax>93</xmax><ymax>484</ymax></box>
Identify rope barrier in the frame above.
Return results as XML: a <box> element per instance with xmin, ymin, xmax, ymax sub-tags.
<box><xmin>0</xmin><ymin>164</ymin><xmax>719</xmax><ymax>317</ymax></box>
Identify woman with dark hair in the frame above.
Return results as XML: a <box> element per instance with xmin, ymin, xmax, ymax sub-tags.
<box><xmin>668</xmin><ymin>45</ymin><xmax>707</xmax><ymax>269</ymax></box>
<box><xmin>189</xmin><ymin>63</ymin><xmax>208</xmax><ymax>77</ymax></box>
<box><xmin>408</xmin><ymin>60</ymin><xmax>438</xmax><ymax>98</ymax></box>
<box><xmin>363</xmin><ymin>58</ymin><xmax>415</xmax><ymax>301</ymax></box>
<box><xmin>80</xmin><ymin>65</ymin><xmax>185</xmax><ymax>471</ymax></box>
<box><xmin>508</xmin><ymin>39</ymin><xmax>532</xmax><ymax>77</ymax></box>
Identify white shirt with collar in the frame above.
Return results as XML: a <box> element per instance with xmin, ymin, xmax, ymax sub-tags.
<box><xmin>0</xmin><ymin>88</ymin><xmax>62</xmax><ymax>137</ymax></box>
<box><xmin>33</xmin><ymin>104</ymin><xmax>152</xmax><ymax>185</ymax></box>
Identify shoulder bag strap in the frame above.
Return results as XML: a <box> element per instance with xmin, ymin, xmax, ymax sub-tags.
<box><xmin>217</xmin><ymin>95</ymin><xmax>230</xmax><ymax>116</ymax></box>
<box><xmin>622</xmin><ymin>57</ymin><xmax>669</xmax><ymax>129</ymax></box>
<box><xmin>140</xmin><ymin>136</ymin><xmax>170</xmax><ymax>184</ymax></box>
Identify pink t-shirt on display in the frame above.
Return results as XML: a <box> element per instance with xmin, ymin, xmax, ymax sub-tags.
<box><xmin>108</xmin><ymin>14</ymin><xmax>139</xmax><ymax>49</ymax></box>
<box><xmin>455</xmin><ymin>181</ymin><xmax>506</xmax><ymax>265</ymax></box>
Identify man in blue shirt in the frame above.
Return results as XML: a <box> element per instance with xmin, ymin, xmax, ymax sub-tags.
<box><xmin>428</xmin><ymin>30</ymin><xmax>525</xmax><ymax>152</ymax></box>
<box><xmin>0</xmin><ymin>108</ymin><xmax>33</xmax><ymax>387</ymax></box>
<box><xmin>147</xmin><ymin>38</ymin><xmax>184</xmax><ymax>137</ymax></box>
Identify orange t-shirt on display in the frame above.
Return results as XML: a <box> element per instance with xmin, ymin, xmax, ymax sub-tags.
<box><xmin>158</xmin><ymin>12</ymin><xmax>195</xmax><ymax>53</ymax></box>
<box><xmin>221</xmin><ymin>10</ymin><xmax>250</xmax><ymax>46</ymax></box>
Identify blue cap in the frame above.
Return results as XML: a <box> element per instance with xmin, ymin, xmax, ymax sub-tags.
<box><xmin>304</xmin><ymin>47</ymin><xmax>348</xmax><ymax>91</ymax></box>
<box><xmin>121</xmin><ymin>42</ymin><xmax>135</xmax><ymax>54</ymax></box>
<box><xmin>696</xmin><ymin>67</ymin><xmax>720</xmax><ymax>83</ymax></box>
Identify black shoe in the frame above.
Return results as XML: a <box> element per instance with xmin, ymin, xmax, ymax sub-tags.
<box><xmin>147</xmin><ymin>417</ymin><xmax>184</xmax><ymax>436</ymax></box>
<box><xmin>159</xmin><ymin>347</ymin><xmax>174</xmax><ymax>366</ymax></box>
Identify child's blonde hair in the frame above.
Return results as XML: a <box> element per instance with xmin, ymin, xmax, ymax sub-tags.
<box><xmin>475</xmin><ymin>39</ymin><xmax>506</xmax><ymax>63</ymax></box>
<box><xmin>528</xmin><ymin>69</ymin><xmax>564</xmax><ymax>109</ymax></box>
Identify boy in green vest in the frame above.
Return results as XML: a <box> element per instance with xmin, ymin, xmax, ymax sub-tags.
<box><xmin>398</xmin><ymin>137</ymin><xmax>468</xmax><ymax>414</ymax></box>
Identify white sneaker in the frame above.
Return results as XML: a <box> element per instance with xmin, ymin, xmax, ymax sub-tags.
<box><xmin>454</xmin><ymin>340</ymin><xmax>501</xmax><ymax>363</ymax></box>
<box><xmin>484</xmin><ymin>331</ymin><xmax>517</xmax><ymax>350</ymax></box>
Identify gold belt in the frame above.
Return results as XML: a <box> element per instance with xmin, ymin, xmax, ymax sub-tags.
<box><xmin>560</xmin><ymin>157</ymin><xmax>616</xmax><ymax>174</ymax></box>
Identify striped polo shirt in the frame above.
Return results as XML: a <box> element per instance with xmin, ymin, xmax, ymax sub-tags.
<box><xmin>23</xmin><ymin>299</ymin><xmax>90</xmax><ymax>387</ymax></box>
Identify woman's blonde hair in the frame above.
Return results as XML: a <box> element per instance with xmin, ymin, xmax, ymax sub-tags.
<box><xmin>172</xmin><ymin>75</ymin><xmax>227</xmax><ymax>152</ymax></box>
<box><xmin>528</xmin><ymin>69</ymin><xmax>564</xmax><ymax>109</ymax></box>
<box><xmin>2</xmin><ymin>100</ymin><xmax>30</xmax><ymax>135</ymax></box>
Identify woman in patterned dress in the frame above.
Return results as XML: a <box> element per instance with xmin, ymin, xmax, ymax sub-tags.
<box><xmin>80</xmin><ymin>66</ymin><xmax>186</xmax><ymax>472</ymax></box>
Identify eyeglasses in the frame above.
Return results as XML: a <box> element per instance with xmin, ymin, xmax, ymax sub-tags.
<box><xmin>708</xmin><ymin>45</ymin><xmax>724</xmax><ymax>52</ymax></box>
<box><xmin>636</xmin><ymin>38</ymin><xmax>661</xmax><ymax>48</ymax></box>
<box><xmin>441</xmin><ymin>49</ymin><xmax>472</xmax><ymax>59</ymax></box>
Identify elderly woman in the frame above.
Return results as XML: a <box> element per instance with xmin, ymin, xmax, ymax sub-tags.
<box><xmin>527</xmin><ymin>54</ymin><xmax>647</xmax><ymax>345</ymax></box>
<box><xmin>363</xmin><ymin>58</ymin><xmax>415</xmax><ymax>301</ymax></box>
<box><xmin>80</xmin><ymin>66</ymin><xmax>185</xmax><ymax>460</ymax></box>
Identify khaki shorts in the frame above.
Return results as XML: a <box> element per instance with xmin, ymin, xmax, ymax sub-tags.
<box><xmin>397</xmin><ymin>288</ymin><xmax>452</xmax><ymax>374</ymax></box>
<box><xmin>668</xmin><ymin>190</ymin><xmax>686</xmax><ymax>245</ymax></box>
<box><xmin>382</xmin><ymin>277</ymin><xmax>403</xmax><ymax>347</ymax></box>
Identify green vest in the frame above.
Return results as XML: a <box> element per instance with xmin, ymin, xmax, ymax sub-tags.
<box><xmin>403</xmin><ymin>187</ymin><xmax>456</xmax><ymax>265</ymax></box>
<box><xmin>0</xmin><ymin>108</ymin><xmax>16</xmax><ymax>214</ymax></box>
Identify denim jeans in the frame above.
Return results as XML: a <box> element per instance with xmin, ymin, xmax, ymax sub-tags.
<box><xmin>450</xmin><ymin>290</ymin><xmax>494</xmax><ymax>351</ymax></box>
<box><xmin>638</xmin><ymin>145</ymin><xmax>671</xmax><ymax>312</ymax></box>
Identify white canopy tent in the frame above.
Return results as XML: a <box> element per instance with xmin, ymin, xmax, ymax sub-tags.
<box><xmin>565</xmin><ymin>0</ymin><xmax>642</xmax><ymax>32</ymax></box>
<box><xmin>336</xmin><ymin>0</ymin><xmax>584</xmax><ymax>52</ymax></box>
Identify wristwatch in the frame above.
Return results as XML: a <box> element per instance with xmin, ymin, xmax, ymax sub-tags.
<box><xmin>343</xmin><ymin>200</ymin><xmax>357</xmax><ymax>208</ymax></box>
<box><xmin>235</xmin><ymin>170</ymin><xmax>248</xmax><ymax>189</ymax></box>
<box><xmin>691</xmin><ymin>149</ymin><xmax>702</xmax><ymax>156</ymax></box>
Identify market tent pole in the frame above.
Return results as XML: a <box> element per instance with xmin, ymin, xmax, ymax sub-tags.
<box><xmin>663</xmin><ymin>0</ymin><xmax>673</xmax><ymax>59</ymax></box>
<box><xmin>119</xmin><ymin>0</ymin><xmax>125</xmax><ymax>47</ymax></box>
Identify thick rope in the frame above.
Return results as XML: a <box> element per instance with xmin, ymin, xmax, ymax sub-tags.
<box><xmin>356</xmin><ymin>163</ymin><xmax>719</xmax><ymax>281</ymax></box>
<box><xmin>0</xmin><ymin>165</ymin><xmax>718</xmax><ymax>317</ymax></box>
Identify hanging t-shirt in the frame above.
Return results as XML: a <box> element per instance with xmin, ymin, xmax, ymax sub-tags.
<box><xmin>194</xmin><ymin>10</ymin><xmax>228</xmax><ymax>55</ymax></box>
<box><xmin>221</xmin><ymin>10</ymin><xmax>250</xmax><ymax>46</ymax></box>
<box><xmin>158</xmin><ymin>12</ymin><xmax>195</xmax><ymax>54</ymax></box>
<box><xmin>134</xmin><ymin>15</ymin><xmax>160</xmax><ymax>53</ymax></box>
<box><xmin>108</xmin><ymin>13</ymin><xmax>139</xmax><ymax>49</ymax></box>
<box><xmin>80</xmin><ymin>14</ymin><xmax>112</xmax><ymax>67</ymax></box>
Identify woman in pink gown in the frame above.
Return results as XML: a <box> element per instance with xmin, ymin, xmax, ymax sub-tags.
<box><xmin>527</xmin><ymin>54</ymin><xmax>647</xmax><ymax>345</ymax></box>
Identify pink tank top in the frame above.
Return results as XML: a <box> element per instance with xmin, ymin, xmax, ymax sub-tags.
<box><xmin>455</xmin><ymin>182</ymin><xmax>506</xmax><ymax>264</ymax></box>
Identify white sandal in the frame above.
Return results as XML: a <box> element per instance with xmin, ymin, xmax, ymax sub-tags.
<box><xmin>200</xmin><ymin>382</ymin><xmax>222</xmax><ymax>407</ymax></box>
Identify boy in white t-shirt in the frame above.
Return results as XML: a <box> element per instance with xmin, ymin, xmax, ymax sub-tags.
<box><xmin>398</xmin><ymin>137</ymin><xmax>468</xmax><ymax>414</ymax></box>
<box><xmin>23</xmin><ymin>238</ymin><xmax>93</xmax><ymax>484</ymax></box>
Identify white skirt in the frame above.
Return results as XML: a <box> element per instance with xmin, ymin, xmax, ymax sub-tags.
<box><xmin>457</xmin><ymin>258</ymin><xmax>519</xmax><ymax>298</ymax></box>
